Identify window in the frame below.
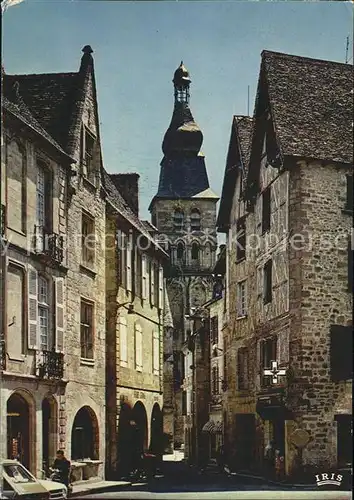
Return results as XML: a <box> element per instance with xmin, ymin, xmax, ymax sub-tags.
<box><xmin>135</xmin><ymin>324</ymin><xmax>143</xmax><ymax>372</ymax></box>
<box><xmin>158</xmin><ymin>265</ymin><xmax>164</xmax><ymax>309</ymax></box>
<box><xmin>263</xmin><ymin>260</ymin><xmax>272</xmax><ymax>304</ymax></box>
<box><xmin>262</xmin><ymin>186</ymin><xmax>271</xmax><ymax>233</ymax></box>
<box><xmin>345</xmin><ymin>175</ymin><xmax>353</xmax><ymax>211</ymax></box>
<box><xmin>173</xmin><ymin>209</ymin><xmax>184</xmax><ymax>231</ymax></box>
<box><xmin>237</xmin><ymin>280</ymin><xmax>247</xmax><ymax>317</ymax></box>
<box><xmin>7</xmin><ymin>264</ymin><xmax>25</xmax><ymax>356</ymax></box>
<box><xmin>237</xmin><ymin>347</ymin><xmax>249</xmax><ymax>390</ymax></box>
<box><xmin>117</xmin><ymin>231</ymin><xmax>126</xmax><ymax>287</ymax></box>
<box><xmin>80</xmin><ymin>300</ymin><xmax>94</xmax><ymax>359</ymax></box>
<box><xmin>82</xmin><ymin>128</ymin><xmax>96</xmax><ymax>182</ymax></box>
<box><xmin>260</xmin><ymin>337</ymin><xmax>277</xmax><ymax>386</ymax></box>
<box><xmin>190</xmin><ymin>209</ymin><xmax>201</xmax><ymax>231</ymax></box>
<box><xmin>153</xmin><ymin>330</ymin><xmax>159</xmax><ymax>376</ymax></box>
<box><xmin>38</xmin><ymin>276</ymin><xmax>49</xmax><ymax>351</ymax></box>
<box><xmin>120</xmin><ymin>317</ymin><xmax>128</xmax><ymax>367</ymax></box>
<box><xmin>236</xmin><ymin>216</ymin><xmax>246</xmax><ymax>261</ymax></box>
<box><xmin>176</xmin><ymin>242</ymin><xmax>185</xmax><ymax>263</ymax></box>
<box><xmin>210</xmin><ymin>316</ymin><xmax>218</xmax><ymax>345</ymax></box>
<box><xmin>36</xmin><ymin>163</ymin><xmax>52</xmax><ymax>230</ymax></box>
<box><xmin>136</xmin><ymin>250</ymin><xmax>142</xmax><ymax>297</ymax></box>
<box><xmin>191</xmin><ymin>242</ymin><xmax>199</xmax><ymax>261</ymax></box>
<box><xmin>142</xmin><ymin>254</ymin><xmax>148</xmax><ymax>300</ymax></box>
<box><xmin>81</xmin><ymin>212</ymin><xmax>95</xmax><ymax>268</ymax></box>
<box><xmin>212</xmin><ymin>365</ymin><xmax>220</xmax><ymax>395</ymax></box>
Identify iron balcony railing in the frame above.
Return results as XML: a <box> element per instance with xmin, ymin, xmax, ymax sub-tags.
<box><xmin>36</xmin><ymin>349</ymin><xmax>64</xmax><ymax>379</ymax></box>
<box><xmin>34</xmin><ymin>225</ymin><xmax>64</xmax><ymax>264</ymax></box>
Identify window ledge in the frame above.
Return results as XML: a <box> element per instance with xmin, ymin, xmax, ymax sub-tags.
<box><xmin>80</xmin><ymin>358</ymin><xmax>95</xmax><ymax>366</ymax></box>
<box><xmin>120</xmin><ymin>361</ymin><xmax>128</xmax><ymax>368</ymax></box>
<box><xmin>7</xmin><ymin>227</ymin><xmax>26</xmax><ymax>237</ymax></box>
<box><xmin>135</xmin><ymin>367</ymin><xmax>143</xmax><ymax>373</ymax></box>
<box><xmin>342</xmin><ymin>209</ymin><xmax>353</xmax><ymax>215</ymax></box>
<box><xmin>80</xmin><ymin>264</ymin><xmax>97</xmax><ymax>278</ymax></box>
<box><xmin>8</xmin><ymin>355</ymin><xmax>26</xmax><ymax>362</ymax></box>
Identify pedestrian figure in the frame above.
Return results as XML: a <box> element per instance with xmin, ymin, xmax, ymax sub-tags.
<box><xmin>130</xmin><ymin>420</ymin><xmax>144</xmax><ymax>477</ymax></box>
<box><xmin>52</xmin><ymin>450</ymin><xmax>71</xmax><ymax>488</ymax></box>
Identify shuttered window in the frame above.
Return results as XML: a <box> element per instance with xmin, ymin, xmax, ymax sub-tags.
<box><xmin>120</xmin><ymin>317</ymin><xmax>128</xmax><ymax>367</ymax></box>
<box><xmin>150</xmin><ymin>261</ymin><xmax>155</xmax><ymax>306</ymax></box>
<box><xmin>236</xmin><ymin>216</ymin><xmax>246</xmax><ymax>261</ymax></box>
<box><xmin>158</xmin><ymin>265</ymin><xmax>164</xmax><ymax>309</ymax></box>
<box><xmin>38</xmin><ymin>276</ymin><xmax>49</xmax><ymax>351</ymax></box>
<box><xmin>28</xmin><ymin>266</ymin><xmax>38</xmax><ymax>349</ymax></box>
<box><xmin>80</xmin><ymin>300</ymin><xmax>94</xmax><ymax>359</ymax></box>
<box><xmin>126</xmin><ymin>243</ymin><xmax>132</xmax><ymax>292</ymax></box>
<box><xmin>142</xmin><ymin>254</ymin><xmax>148</xmax><ymax>300</ymax></box>
<box><xmin>135</xmin><ymin>324</ymin><xmax>143</xmax><ymax>372</ymax></box>
<box><xmin>263</xmin><ymin>260</ymin><xmax>272</xmax><ymax>304</ymax></box>
<box><xmin>153</xmin><ymin>330</ymin><xmax>159</xmax><ymax>376</ymax></box>
<box><xmin>54</xmin><ymin>277</ymin><xmax>65</xmax><ymax>353</ymax></box>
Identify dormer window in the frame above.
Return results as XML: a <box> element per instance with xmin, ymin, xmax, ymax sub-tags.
<box><xmin>173</xmin><ymin>209</ymin><xmax>184</xmax><ymax>231</ymax></box>
<box><xmin>190</xmin><ymin>208</ymin><xmax>201</xmax><ymax>231</ymax></box>
<box><xmin>82</xmin><ymin>126</ymin><xmax>96</xmax><ymax>184</ymax></box>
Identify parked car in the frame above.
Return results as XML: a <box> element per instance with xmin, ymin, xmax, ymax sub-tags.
<box><xmin>1</xmin><ymin>460</ymin><xmax>67</xmax><ymax>500</ymax></box>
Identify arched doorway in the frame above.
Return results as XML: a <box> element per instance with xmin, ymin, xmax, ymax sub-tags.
<box><xmin>150</xmin><ymin>403</ymin><xmax>163</xmax><ymax>457</ymax></box>
<box><xmin>7</xmin><ymin>393</ymin><xmax>31</xmax><ymax>469</ymax></box>
<box><xmin>71</xmin><ymin>406</ymin><xmax>99</xmax><ymax>460</ymax></box>
<box><xmin>117</xmin><ymin>402</ymin><xmax>132</xmax><ymax>477</ymax></box>
<box><xmin>132</xmin><ymin>401</ymin><xmax>148</xmax><ymax>451</ymax></box>
<box><xmin>42</xmin><ymin>397</ymin><xmax>58</xmax><ymax>473</ymax></box>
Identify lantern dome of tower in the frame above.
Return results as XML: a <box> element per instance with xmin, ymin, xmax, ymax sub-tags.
<box><xmin>162</xmin><ymin>62</ymin><xmax>203</xmax><ymax>156</ymax></box>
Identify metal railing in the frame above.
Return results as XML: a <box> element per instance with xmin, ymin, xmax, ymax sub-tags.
<box><xmin>36</xmin><ymin>349</ymin><xmax>64</xmax><ymax>379</ymax></box>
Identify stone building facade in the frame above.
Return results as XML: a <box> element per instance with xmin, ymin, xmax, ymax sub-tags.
<box><xmin>0</xmin><ymin>46</ymin><xmax>108</xmax><ymax>483</ymax></box>
<box><xmin>149</xmin><ymin>63</ymin><xmax>218</xmax><ymax>451</ymax></box>
<box><xmin>104</xmin><ymin>171</ymin><xmax>168</xmax><ymax>479</ymax></box>
<box><xmin>1</xmin><ymin>67</ymin><xmax>73</xmax><ymax>477</ymax></box>
<box><xmin>217</xmin><ymin>51</ymin><xmax>353</xmax><ymax>478</ymax></box>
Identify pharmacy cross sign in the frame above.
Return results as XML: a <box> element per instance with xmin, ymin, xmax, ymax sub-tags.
<box><xmin>263</xmin><ymin>360</ymin><xmax>287</xmax><ymax>384</ymax></box>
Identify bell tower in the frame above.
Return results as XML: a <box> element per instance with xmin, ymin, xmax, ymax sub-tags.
<box><xmin>150</xmin><ymin>62</ymin><xmax>219</xmax><ymax>454</ymax></box>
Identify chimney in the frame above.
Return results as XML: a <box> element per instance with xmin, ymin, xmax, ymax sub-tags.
<box><xmin>110</xmin><ymin>173</ymin><xmax>140</xmax><ymax>216</ymax></box>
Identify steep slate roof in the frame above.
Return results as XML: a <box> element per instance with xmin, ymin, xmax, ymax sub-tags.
<box><xmin>4</xmin><ymin>73</ymin><xmax>79</xmax><ymax>149</ymax></box>
<box><xmin>102</xmin><ymin>169</ymin><xmax>168</xmax><ymax>257</ymax></box>
<box><xmin>216</xmin><ymin>115</ymin><xmax>253</xmax><ymax>231</ymax></box>
<box><xmin>3</xmin><ymin>93</ymin><xmax>73</xmax><ymax>160</ymax></box>
<box><xmin>262</xmin><ymin>50</ymin><xmax>353</xmax><ymax>164</ymax></box>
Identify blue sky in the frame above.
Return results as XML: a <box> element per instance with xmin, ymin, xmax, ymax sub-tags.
<box><xmin>3</xmin><ymin>0</ymin><xmax>353</xmax><ymax>220</ymax></box>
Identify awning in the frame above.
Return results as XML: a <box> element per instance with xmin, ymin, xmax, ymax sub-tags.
<box><xmin>202</xmin><ymin>420</ymin><xmax>215</xmax><ymax>433</ymax></box>
<box><xmin>202</xmin><ymin>420</ymin><xmax>223</xmax><ymax>434</ymax></box>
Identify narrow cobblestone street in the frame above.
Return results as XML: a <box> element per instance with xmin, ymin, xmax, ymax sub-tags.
<box><xmin>74</xmin><ymin>452</ymin><xmax>351</xmax><ymax>499</ymax></box>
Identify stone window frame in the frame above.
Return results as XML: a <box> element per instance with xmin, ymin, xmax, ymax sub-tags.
<box><xmin>81</xmin><ymin>210</ymin><xmax>95</xmax><ymax>270</ymax></box>
<box><xmin>237</xmin><ymin>279</ymin><xmax>247</xmax><ymax>318</ymax></box>
<box><xmin>263</xmin><ymin>259</ymin><xmax>272</xmax><ymax>304</ymax></box>
<box><xmin>81</xmin><ymin>124</ymin><xmax>97</xmax><ymax>186</ymax></box>
<box><xmin>191</xmin><ymin>241</ymin><xmax>200</xmax><ymax>262</ymax></box>
<box><xmin>80</xmin><ymin>298</ymin><xmax>95</xmax><ymax>360</ymax></box>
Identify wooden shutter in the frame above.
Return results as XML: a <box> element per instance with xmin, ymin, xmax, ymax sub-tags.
<box><xmin>120</xmin><ymin>317</ymin><xmax>128</xmax><ymax>366</ymax></box>
<box><xmin>135</xmin><ymin>324</ymin><xmax>142</xmax><ymax>371</ymax></box>
<box><xmin>126</xmin><ymin>245</ymin><xmax>132</xmax><ymax>292</ymax></box>
<box><xmin>27</xmin><ymin>266</ymin><xmax>38</xmax><ymax>349</ymax></box>
<box><xmin>55</xmin><ymin>277</ymin><xmax>65</xmax><ymax>353</ymax></box>
<box><xmin>271</xmin><ymin>179</ymin><xmax>280</xmax><ymax>237</ymax></box>
<box><xmin>142</xmin><ymin>254</ymin><xmax>147</xmax><ymax>299</ymax></box>
<box><xmin>153</xmin><ymin>330</ymin><xmax>159</xmax><ymax>375</ymax></box>
<box><xmin>150</xmin><ymin>262</ymin><xmax>155</xmax><ymax>306</ymax></box>
<box><xmin>158</xmin><ymin>265</ymin><xmax>164</xmax><ymax>309</ymax></box>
